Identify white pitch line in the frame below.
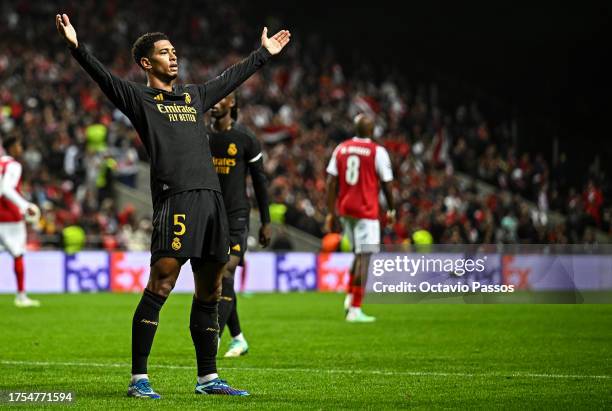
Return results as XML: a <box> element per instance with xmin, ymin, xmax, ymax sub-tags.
<box><xmin>0</xmin><ymin>360</ymin><xmax>609</xmax><ymax>380</ymax></box>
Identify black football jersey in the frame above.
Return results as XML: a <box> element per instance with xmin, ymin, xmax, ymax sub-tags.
<box><xmin>70</xmin><ymin>45</ymin><xmax>271</xmax><ymax>205</ymax></box>
<box><xmin>208</xmin><ymin>123</ymin><xmax>263</xmax><ymax>217</ymax></box>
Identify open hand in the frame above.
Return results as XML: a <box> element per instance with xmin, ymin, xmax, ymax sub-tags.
<box><xmin>56</xmin><ymin>13</ymin><xmax>78</xmax><ymax>49</ymax></box>
<box><xmin>261</xmin><ymin>27</ymin><xmax>291</xmax><ymax>55</ymax></box>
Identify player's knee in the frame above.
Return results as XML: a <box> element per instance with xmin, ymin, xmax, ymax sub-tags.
<box><xmin>147</xmin><ymin>276</ymin><xmax>177</xmax><ymax>297</ymax></box>
<box><xmin>149</xmin><ymin>258</ymin><xmax>181</xmax><ymax>297</ymax></box>
<box><xmin>227</xmin><ymin>260</ymin><xmax>239</xmax><ymax>272</ymax></box>
<box><xmin>213</xmin><ymin>284</ymin><xmax>223</xmax><ymax>302</ymax></box>
<box><xmin>196</xmin><ymin>284</ymin><xmax>221</xmax><ymax>304</ymax></box>
<box><xmin>222</xmin><ymin>255</ymin><xmax>241</xmax><ymax>278</ymax></box>
<box><xmin>209</xmin><ymin>277</ymin><xmax>223</xmax><ymax>300</ymax></box>
<box><xmin>156</xmin><ymin>279</ymin><xmax>176</xmax><ymax>297</ymax></box>
<box><xmin>192</xmin><ymin>260</ymin><xmax>224</xmax><ymax>302</ymax></box>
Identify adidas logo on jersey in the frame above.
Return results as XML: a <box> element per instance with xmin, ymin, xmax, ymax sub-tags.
<box><xmin>153</xmin><ymin>93</ymin><xmax>164</xmax><ymax>101</ymax></box>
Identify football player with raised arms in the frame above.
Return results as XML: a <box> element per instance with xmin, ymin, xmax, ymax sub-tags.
<box><xmin>56</xmin><ymin>12</ymin><xmax>290</xmax><ymax>398</ymax></box>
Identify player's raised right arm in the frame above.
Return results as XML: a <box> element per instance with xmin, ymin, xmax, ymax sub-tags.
<box><xmin>56</xmin><ymin>13</ymin><xmax>78</xmax><ymax>49</ymax></box>
<box><xmin>56</xmin><ymin>13</ymin><xmax>138</xmax><ymax>116</ymax></box>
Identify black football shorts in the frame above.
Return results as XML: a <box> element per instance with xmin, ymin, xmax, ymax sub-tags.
<box><xmin>228</xmin><ymin>214</ymin><xmax>249</xmax><ymax>258</ymax></box>
<box><xmin>151</xmin><ymin>189</ymin><xmax>230</xmax><ymax>265</ymax></box>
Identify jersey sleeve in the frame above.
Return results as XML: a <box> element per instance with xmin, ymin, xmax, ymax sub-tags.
<box><xmin>245</xmin><ymin>128</ymin><xmax>263</xmax><ymax>163</ymax></box>
<box><xmin>375</xmin><ymin>146</ymin><xmax>394</xmax><ymax>182</ymax></box>
<box><xmin>326</xmin><ymin>145</ymin><xmax>340</xmax><ymax>176</ymax></box>
<box><xmin>70</xmin><ymin>45</ymin><xmax>141</xmax><ymax>122</ymax></box>
<box><xmin>197</xmin><ymin>47</ymin><xmax>271</xmax><ymax>113</ymax></box>
<box><xmin>1</xmin><ymin>161</ymin><xmax>29</xmax><ymax>213</ymax></box>
<box><xmin>244</xmin><ymin>127</ymin><xmax>270</xmax><ymax>223</ymax></box>
<box><xmin>248</xmin><ymin>158</ymin><xmax>271</xmax><ymax>224</ymax></box>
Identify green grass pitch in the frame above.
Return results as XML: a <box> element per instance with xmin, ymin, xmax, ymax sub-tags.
<box><xmin>0</xmin><ymin>293</ymin><xmax>611</xmax><ymax>409</ymax></box>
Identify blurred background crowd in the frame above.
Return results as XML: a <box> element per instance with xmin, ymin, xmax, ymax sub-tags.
<box><xmin>0</xmin><ymin>0</ymin><xmax>609</xmax><ymax>252</ymax></box>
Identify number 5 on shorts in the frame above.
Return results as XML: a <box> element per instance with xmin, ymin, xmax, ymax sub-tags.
<box><xmin>173</xmin><ymin>214</ymin><xmax>186</xmax><ymax>235</ymax></box>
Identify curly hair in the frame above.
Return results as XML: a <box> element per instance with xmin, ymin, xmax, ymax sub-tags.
<box><xmin>131</xmin><ymin>32</ymin><xmax>169</xmax><ymax>69</ymax></box>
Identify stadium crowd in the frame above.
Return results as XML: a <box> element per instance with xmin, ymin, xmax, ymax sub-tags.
<box><xmin>0</xmin><ymin>0</ymin><xmax>609</xmax><ymax>251</ymax></box>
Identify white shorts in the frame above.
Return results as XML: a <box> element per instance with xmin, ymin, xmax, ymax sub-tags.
<box><xmin>0</xmin><ymin>221</ymin><xmax>27</xmax><ymax>257</ymax></box>
<box><xmin>340</xmin><ymin>217</ymin><xmax>380</xmax><ymax>254</ymax></box>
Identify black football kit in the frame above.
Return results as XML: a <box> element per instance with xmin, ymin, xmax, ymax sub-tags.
<box><xmin>208</xmin><ymin>123</ymin><xmax>270</xmax><ymax>257</ymax></box>
<box><xmin>70</xmin><ymin>45</ymin><xmax>272</xmax><ymax>263</ymax></box>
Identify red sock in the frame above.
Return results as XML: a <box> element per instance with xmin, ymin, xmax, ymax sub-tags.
<box><xmin>239</xmin><ymin>263</ymin><xmax>247</xmax><ymax>293</ymax></box>
<box><xmin>351</xmin><ymin>285</ymin><xmax>364</xmax><ymax>308</ymax></box>
<box><xmin>14</xmin><ymin>255</ymin><xmax>25</xmax><ymax>293</ymax></box>
<box><xmin>346</xmin><ymin>273</ymin><xmax>355</xmax><ymax>294</ymax></box>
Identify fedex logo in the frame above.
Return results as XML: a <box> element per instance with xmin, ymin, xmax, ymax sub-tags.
<box><xmin>110</xmin><ymin>252</ymin><xmax>149</xmax><ymax>292</ymax></box>
<box><xmin>502</xmin><ymin>255</ymin><xmax>531</xmax><ymax>289</ymax></box>
<box><xmin>64</xmin><ymin>252</ymin><xmax>110</xmax><ymax>292</ymax></box>
<box><xmin>317</xmin><ymin>253</ymin><xmax>353</xmax><ymax>292</ymax></box>
<box><xmin>276</xmin><ymin>253</ymin><xmax>317</xmax><ymax>292</ymax></box>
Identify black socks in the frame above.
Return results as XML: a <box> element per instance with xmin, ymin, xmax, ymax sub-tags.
<box><xmin>217</xmin><ymin>276</ymin><xmax>236</xmax><ymax>337</ymax></box>
<box><xmin>133</xmin><ymin>290</ymin><xmax>223</xmax><ymax>377</ymax></box>
<box><xmin>131</xmin><ymin>289</ymin><xmax>166</xmax><ymax>374</ymax></box>
<box><xmin>227</xmin><ymin>291</ymin><xmax>242</xmax><ymax>338</ymax></box>
<box><xmin>189</xmin><ymin>297</ymin><xmax>219</xmax><ymax>377</ymax></box>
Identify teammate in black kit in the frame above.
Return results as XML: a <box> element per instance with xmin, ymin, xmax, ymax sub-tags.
<box><xmin>208</xmin><ymin>92</ymin><xmax>271</xmax><ymax>358</ymax></box>
<box><xmin>56</xmin><ymin>13</ymin><xmax>290</xmax><ymax>398</ymax></box>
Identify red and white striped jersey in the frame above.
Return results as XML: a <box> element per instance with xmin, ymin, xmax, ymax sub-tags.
<box><xmin>326</xmin><ymin>137</ymin><xmax>393</xmax><ymax>219</ymax></box>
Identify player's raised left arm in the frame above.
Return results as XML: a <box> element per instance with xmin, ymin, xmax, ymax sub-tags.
<box><xmin>201</xmin><ymin>27</ymin><xmax>291</xmax><ymax>111</ymax></box>
<box><xmin>261</xmin><ymin>27</ymin><xmax>291</xmax><ymax>56</ymax></box>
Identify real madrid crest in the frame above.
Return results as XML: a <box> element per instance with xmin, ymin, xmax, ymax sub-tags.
<box><xmin>171</xmin><ymin>237</ymin><xmax>182</xmax><ymax>251</ymax></box>
<box><xmin>183</xmin><ymin>92</ymin><xmax>191</xmax><ymax>105</ymax></box>
<box><xmin>227</xmin><ymin>143</ymin><xmax>238</xmax><ymax>156</ymax></box>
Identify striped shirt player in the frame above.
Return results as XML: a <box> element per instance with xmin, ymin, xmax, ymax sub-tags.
<box><xmin>0</xmin><ymin>137</ymin><xmax>41</xmax><ymax>307</ymax></box>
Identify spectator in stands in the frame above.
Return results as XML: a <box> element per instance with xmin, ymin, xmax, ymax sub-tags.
<box><xmin>0</xmin><ymin>0</ymin><xmax>608</xmax><ymax>248</ymax></box>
